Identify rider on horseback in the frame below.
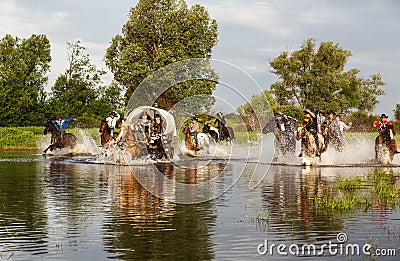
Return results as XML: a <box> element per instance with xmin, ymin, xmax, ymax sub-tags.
<box><xmin>190</xmin><ymin>118</ymin><xmax>199</xmax><ymax>150</ymax></box>
<box><xmin>52</xmin><ymin>114</ymin><xmax>75</xmax><ymax>146</ymax></box>
<box><xmin>214</xmin><ymin>112</ymin><xmax>226</xmax><ymax>141</ymax></box>
<box><xmin>139</xmin><ymin>111</ymin><xmax>152</xmax><ymax>140</ymax></box>
<box><xmin>106</xmin><ymin>111</ymin><xmax>120</xmax><ymax>138</ymax></box>
<box><xmin>274</xmin><ymin>112</ymin><xmax>286</xmax><ymax>132</ymax></box>
<box><xmin>374</xmin><ymin>114</ymin><xmax>400</xmax><ymax>153</ymax></box>
<box><xmin>300</xmin><ymin>109</ymin><xmax>320</xmax><ymax>156</ymax></box>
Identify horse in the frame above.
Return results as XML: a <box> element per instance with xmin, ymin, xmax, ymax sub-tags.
<box><xmin>375</xmin><ymin>126</ymin><xmax>397</xmax><ymax>164</ymax></box>
<box><xmin>117</xmin><ymin>123</ymin><xmax>145</xmax><ymax>160</ymax></box>
<box><xmin>263</xmin><ymin>119</ymin><xmax>296</xmax><ymax>159</ymax></box>
<box><xmin>99</xmin><ymin>120</ymin><xmax>119</xmax><ymax>146</ymax></box>
<box><xmin>202</xmin><ymin>124</ymin><xmax>219</xmax><ymax>142</ymax></box>
<box><xmin>220</xmin><ymin>126</ymin><xmax>235</xmax><ymax>142</ymax></box>
<box><xmin>273</xmin><ymin>127</ymin><xmax>296</xmax><ymax>158</ymax></box>
<box><xmin>43</xmin><ymin>121</ymin><xmax>77</xmax><ymax>153</ymax></box>
<box><xmin>182</xmin><ymin>125</ymin><xmax>210</xmax><ymax>155</ymax></box>
<box><xmin>296</xmin><ymin>126</ymin><xmax>325</xmax><ymax>166</ymax></box>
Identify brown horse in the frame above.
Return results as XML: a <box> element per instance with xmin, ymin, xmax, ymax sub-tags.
<box><xmin>43</xmin><ymin>121</ymin><xmax>77</xmax><ymax>153</ymax></box>
<box><xmin>99</xmin><ymin>120</ymin><xmax>119</xmax><ymax>146</ymax></box>
<box><xmin>296</xmin><ymin>126</ymin><xmax>325</xmax><ymax>165</ymax></box>
<box><xmin>182</xmin><ymin>125</ymin><xmax>210</xmax><ymax>155</ymax></box>
<box><xmin>375</xmin><ymin>126</ymin><xmax>397</xmax><ymax>164</ymax></box>
<box><xmin>117</xmin><ymin>124</ymin><xmax>145</xmax><ymax>159</ymax></box>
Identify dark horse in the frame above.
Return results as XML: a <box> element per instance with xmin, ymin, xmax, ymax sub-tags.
<box><xmin>202</xmin><ymin>124</ymin><xmax>219</xmax><ymax>141</ymax></box>
<box><xmin>43</xmin><ymin>121</ymin><xmax>77</xmax><ymax>153</ymax></box>
<box><xmin>375</xmin><ymin>126</ymin><xmax>397</xmax><ymax>164</ymax></box>
<box><xmin>262</xmin><ymin>119</ymin><xmax>296</xmax><ymax>158</ymax></box>
<box><xmin>203</xmin><ymin>124</ymin><xmax>234</xmax><ymax>142</ymax></box>
<box><xmin>99</xmin><ymin>120</ymin><xmax>119</xmax><ymax>146</ymax></box>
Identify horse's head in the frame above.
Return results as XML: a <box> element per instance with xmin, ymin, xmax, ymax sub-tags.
<box><xmin>43</xmin><ymin>121</ymin><xmax>53</xmax><ymax>135</ymax></box>
<box><xmin>99</xmin><ymin>120</ymin><xmax>107</xmax><ymax>133</ymax></box>
<box><xmin>182</xmin><ymin>124</ymin><xmax>189</xmax><ymax>134</ymax></box>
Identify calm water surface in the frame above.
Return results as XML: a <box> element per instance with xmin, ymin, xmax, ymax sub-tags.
<box><xmin>0</xmin><ymin>151</ymin><xmax>399</xmax><ymax>260</ymax></box>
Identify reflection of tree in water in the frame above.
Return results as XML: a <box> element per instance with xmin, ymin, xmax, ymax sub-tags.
<box><xmin>0</xmin><ymin>160</ymin><xmax>47</xmax><ymax>255</ymax></box>
<box><xmin>102</xmin><ymin>164</ymin><xmax>217</xmax><ymax>260</ymax></box>
<box><xmin>261</xmin><ymin>166</ymin><xmax>345</xmax><ymax>240</ymax></box>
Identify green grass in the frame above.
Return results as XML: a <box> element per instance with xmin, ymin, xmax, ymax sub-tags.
<box><xmin>0</xmin><ymin>127</ymin><xmax>43</xmax><ymax>149</ymax></box>
<box><xmin>0</xmin><ymin>127</ymin><xmax>102</xmax><ymax>150</ymax></box>
<box><xmin>312</xmin><ymin>170</ymin><xmax>400</xmax><ymax>213</ymax></box>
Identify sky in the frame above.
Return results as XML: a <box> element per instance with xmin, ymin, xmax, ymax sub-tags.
<box><xmin>1</xmin><ymin>0</ymin><xmax>399</xmax><ymax>116</ymax></box>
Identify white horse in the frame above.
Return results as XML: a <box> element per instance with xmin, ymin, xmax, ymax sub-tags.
<box><xmin>182</xmin><ymin>125</ymin><xmax>210</xmax><ymax>156</ymax></box>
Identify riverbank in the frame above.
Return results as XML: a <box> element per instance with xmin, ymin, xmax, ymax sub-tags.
<box><xmin>0</xmin><ymin>127</ymin><xmax>100</xmax><ymax>150</ymax></box>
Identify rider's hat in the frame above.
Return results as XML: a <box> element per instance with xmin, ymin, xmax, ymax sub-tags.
<box><xmin>155</xmin><ymin>114</ymin><xmax>161</xmax><ymax>118</ymax></box>
<box><xmin>380</xmin><ymin>113</ymin><xmax>388</xmax><ymax>119</ymax></box>
<box><xmin>328</xmin><ymin>110</ymin><xmax>336</xmax><ymax>116</ymax></box>
<box><xmin>303</xmin><ymin>108</ymin><xmax>315</xmax><ymax>118</ymax></box>
<box><xmin>274</xmin><ymin>112</ymin><xmax>282</xmax><ymax>117</ymax></box>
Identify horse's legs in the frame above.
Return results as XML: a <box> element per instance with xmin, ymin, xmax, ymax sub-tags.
<box><xmin>375</xmin><ymin>136</ymin><xmax>380</xmax><ymax>159</ymax></box>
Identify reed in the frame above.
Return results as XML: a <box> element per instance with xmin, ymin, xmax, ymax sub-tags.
<box><xmin>312</xmin><ymin>170</ymin><xmax>400</xmax><ymax>213</ymax></box>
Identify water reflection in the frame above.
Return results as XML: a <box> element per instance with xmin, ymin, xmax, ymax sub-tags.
<box><xmin>0</xmin><ymin>159</ymin><xmax>48</xmax><ymax>258</ymax></box>
<box><xmin>102</xmin><ymin>163</ymin><xmax>218</xmax><ymax>260</ymax></box>
<box><xmin>0</xmin><ymin>151</ymin><xmax>399</xmax><ymax>260</ymax></box>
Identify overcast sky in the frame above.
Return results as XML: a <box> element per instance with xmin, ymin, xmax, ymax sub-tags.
<box><xmin>1</xmin><ymin>0</ymin><xmax>399</xmax><ymax>116</ymax></box>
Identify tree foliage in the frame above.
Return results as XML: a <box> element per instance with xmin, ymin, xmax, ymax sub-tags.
<box><xmin>105</xmin><ymin>0</ymin><xmax>218</xmax><ymax>110</ymax></box>
<box><xmin>269</xmin><ymin>38</ymin><xmax>385</xmax><ymax>113</ymax></box>
<box><xmin>47</xmin><ymin>41</ymin><xmax>124</xmax><ymax>127</ymax></box>
<box><xmin>0</xmin><ymin>34</ymin><xmax>51</xmax><ymax>126</ymax></box>
<box><xmin>394</xmin><ymin>104</ymin><xmax>400</xmax><ymax>122</ymax></box>
<box><xmin>358</xmin><ymin>73</ymin><xmax>385</xmax><ymax>112</ymax></box>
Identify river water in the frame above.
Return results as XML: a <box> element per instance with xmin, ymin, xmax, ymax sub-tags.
<box><xmin>0</xmin><ymin>146</ymin><xmax>399</xmax><ymax>260</ymax></box>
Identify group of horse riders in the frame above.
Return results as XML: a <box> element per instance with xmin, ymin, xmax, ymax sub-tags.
<box><xmin>273</xmin><ymin>108</ymin><xmax>400</xmax><ymax>158</ymax></box>
<box><xmin>299</xmin><ymin>109</ymin><xmax>352</xmax><ymax>156</ymax></box>
<box><xmin>187</xmin><ymin>112</ymin><xmax>228</xmax><ymax>147</ymax></box>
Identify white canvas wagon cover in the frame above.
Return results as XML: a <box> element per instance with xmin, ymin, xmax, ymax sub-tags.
<box><xmin>125</xmin><ymin>106</ymin><xmax>177</xmax><ymax>137</ymax></box>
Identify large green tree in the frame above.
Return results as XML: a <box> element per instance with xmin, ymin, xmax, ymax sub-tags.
<box><xmin>105</xmin><ymin>0</ymin><xmax>218</xmax><ymax>110</ymax></box>
<box><xmin>48</xmin><ymin>41</ymin><xmax>124</xmax><ymax>126</ymax></box>
<box><xmin>269</xmin><ymin>38</ymin><xmax>384</xmax><ymax>113</ymax></box>
<box><xmin>0</xmin><ymin>34</ymin><xmax>51</xmax><ymax>126</ymax></box>
<box><xmin>358</xmin><ymin>73</ymin><xmax>385</xmax><ymax>112</ymax></box>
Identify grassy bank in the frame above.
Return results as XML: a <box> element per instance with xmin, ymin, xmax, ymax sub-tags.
<box><xmin>0</xmin><ymin>127</ymin><xmax>101</xmax><ymax>150</ymax></box>
<box><xmin>0</xmin><ymin>127</ymin><xmax>43</xmax><ymax>150</ymax></box>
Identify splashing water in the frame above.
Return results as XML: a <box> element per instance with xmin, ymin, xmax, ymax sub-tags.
<box><xmin>268</xmin><ymin>134</ymin><xmax>400</xmax><ymax>166</ymax></box>
<box><xmin>38</xmin><ymin>130</ymin><xmax>101</xmax><ymax>156</ymax></box>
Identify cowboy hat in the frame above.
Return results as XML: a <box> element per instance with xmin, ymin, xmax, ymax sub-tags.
<box><xmin>380</xmin><ymin>113</ymin><xmax>388</xmax><ymax>118</ymax></box>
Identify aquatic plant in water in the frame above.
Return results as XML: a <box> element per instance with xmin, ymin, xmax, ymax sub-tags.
<box><xmin>312</xmin><ymin>170</ymin><xmax>400</xmax><ymax>213</ymax></box>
